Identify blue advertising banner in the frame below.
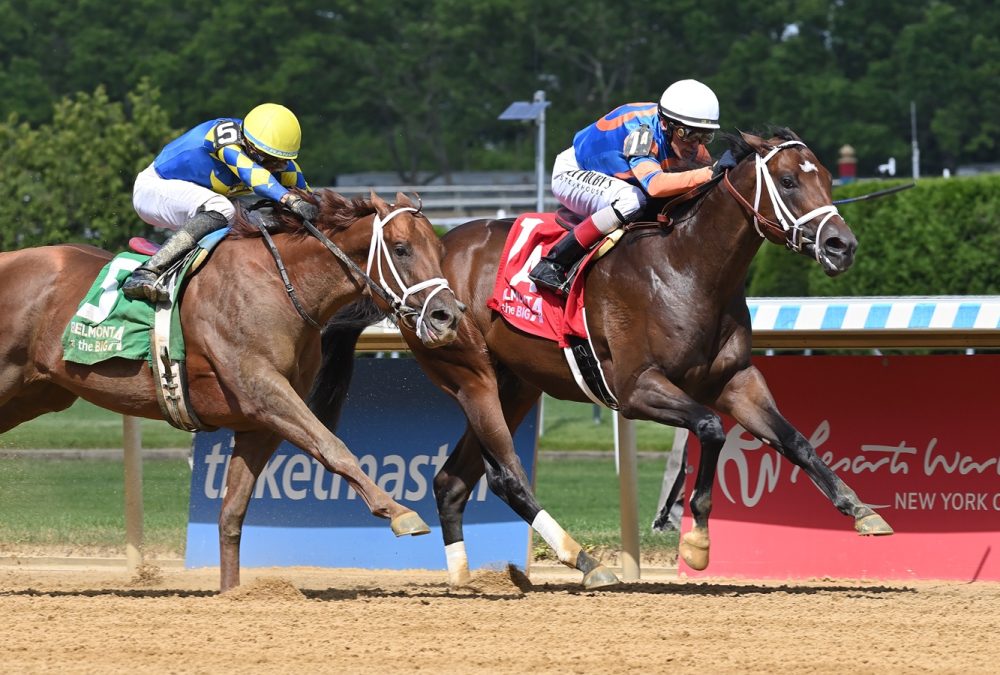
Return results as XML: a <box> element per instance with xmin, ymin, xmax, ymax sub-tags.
<box><xmin>186</xmin><ymin>358</ymin><xmax>537</xmax><ymax>571</ymax></box>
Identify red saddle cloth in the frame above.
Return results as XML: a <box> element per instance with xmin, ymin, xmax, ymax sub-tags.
<box><xmin>487</xmin><ymin>213</ymin><xmax>602</xmax><ymax>348</ymax></box>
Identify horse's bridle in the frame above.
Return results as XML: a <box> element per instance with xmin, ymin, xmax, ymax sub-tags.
<box><xmin>362</xmin><ymin>206</ymin><xmax>452</xmax><ymax>340</ymax></box>
<box><xmin>256</xmin><ymin>206</ymin><xmax>451</xmax><ymax>339</ymax></box>
<box><xmin>722</xmin><ymin>140</ymin><xmax>842</xmax><ymax>261</ymax></box>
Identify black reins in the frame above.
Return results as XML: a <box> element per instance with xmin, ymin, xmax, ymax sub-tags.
<box><xmin>253</xmin><ymin>208</ymin><xmax>423</xmax><ymax>330</ymax></box>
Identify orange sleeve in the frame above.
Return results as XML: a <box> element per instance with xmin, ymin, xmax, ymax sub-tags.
<box><xmin>644</xmin><ymin>166</ymin><xmax>714</xmax><ymax>198</ymax></box>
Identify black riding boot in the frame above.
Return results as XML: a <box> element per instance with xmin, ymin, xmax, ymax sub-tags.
<box><xmin>122</xmin><ymin>210</ymin><xmax>228</xmax><ymax>303</ymax></box>
<box><xmin>527</xmin><ymin>231</ymin><xmax>589</xmax><ymax>295</ymax></box>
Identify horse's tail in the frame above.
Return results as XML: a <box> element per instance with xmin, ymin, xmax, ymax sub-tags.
<box><xmin>307</xmin><ymin>297</ymin><xmax>387</xmax><ymax>431</ymax></box>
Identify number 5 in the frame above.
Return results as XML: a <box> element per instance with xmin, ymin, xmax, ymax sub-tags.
<box><xmin>214</xmin><ymin>121</ymin><xmax>240</xmax><ymax>147</ymax></box>
<box><xmin>76</xmin><ymin>257</ymin><xmax>142</xmax><ymax>324</ymax></box>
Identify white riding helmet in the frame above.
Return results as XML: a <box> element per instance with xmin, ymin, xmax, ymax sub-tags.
<box><xmin>658</xmin><ymin>79</ymin><xmax>720</xmax><ymax>129</ymax></box>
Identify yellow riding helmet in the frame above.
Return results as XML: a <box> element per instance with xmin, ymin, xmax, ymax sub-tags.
<box><xmin>242</xmin><ymin>103</ymin><xmax>301</xmax><ymax>159</ymax></box>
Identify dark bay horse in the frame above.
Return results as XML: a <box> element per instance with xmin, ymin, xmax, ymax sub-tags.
<box><xmin>311</xmin><ymin>130</ymin><xmax>894</xmax><ymax>589</ymax></box>
<box><xmin>0</xmin><ymin>190</ymin><xmax>463</xmax><ymax>591</ymax></box>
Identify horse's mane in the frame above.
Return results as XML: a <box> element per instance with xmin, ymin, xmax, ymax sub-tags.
<box><xmin>227</xmin><ymin>188</ymin><xmax>377</xmax><ymax>239</ymax></box>
<box><xmin>646</xmin><ymin>126</ymin><xmax>801</xmax><ymax>223</ymax></box>
<box><xmin>724</xmin><ymin>126</ymin><xmax>801</xmax><ymax>163</ymax></box>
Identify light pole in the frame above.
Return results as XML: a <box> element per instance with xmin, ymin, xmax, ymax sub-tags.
<box><xmin>498</xmin><ymin>90</ymin><xmax>551</xmax><ymax>213</ymax></box>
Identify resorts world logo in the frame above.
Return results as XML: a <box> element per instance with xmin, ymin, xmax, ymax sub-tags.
<box><xmin>717</xmin><ymin>420</ymin><xmax>1000</xmax><ymax>510</ymax></box>
<box><xmin>198</xmin><ymin>440</ymin><xmax>491</xmax><ymax>503</ymax></box>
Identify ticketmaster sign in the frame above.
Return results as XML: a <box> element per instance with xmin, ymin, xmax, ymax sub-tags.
<box><xmin>186</xmin><ymin>358</ymin><xmax>538</xmax><ymax>570</ymax></box>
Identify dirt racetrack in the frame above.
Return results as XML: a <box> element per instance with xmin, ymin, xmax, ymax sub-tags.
<box><xmin>1</xmin><ymin>560</ymin><xmax>998</xmax><ymax>674</ymax></box>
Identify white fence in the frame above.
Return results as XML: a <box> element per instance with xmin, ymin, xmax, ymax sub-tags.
<box><xmin>335</xmin><ymin>183</ymin><xmax>560</xmax><ymax>227</ymax></box>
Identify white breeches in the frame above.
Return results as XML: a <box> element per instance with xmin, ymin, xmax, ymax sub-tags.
<box><xmin>550</xmin><ymin>148</ymin><xmax>646</xmax><ymax>234</ymax></box>
<box><xmin>132</xmin><ymin>163</ymin><xmax>236</xmax><ymax>231</ymax></box>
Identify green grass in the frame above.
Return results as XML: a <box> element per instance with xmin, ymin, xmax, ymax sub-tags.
<box><xmin>533</xmin><ymin>455</ymin><xmax>679</xmax><ymax>562</ymax></box>
<box><xmin>539</xmin><ymin>396</ymin><xmax>675</xmax><ymax>451</ymax></box>
<box><xmin>0</xmin><ymin>395</ymin><xmax>681</xmax><ymax>562</ymax></box>
<box><xmin>0</xmin><ymin>458</ymin><xmax>190</xmax><ymax>554</ymax></box>
<box><xmin>0</xmin><ymin>454</ymin><xmax>679</xmax><ymax>562</ymax></box>
<box><xmin>2</xmin><ymin>395</ymin><xmax>675</xmax><ymax>453</ymax></box>
<box><xmin>0</xmin><ymin>399</ymin><xmax>193</xmax><ymax>449</ymax></box>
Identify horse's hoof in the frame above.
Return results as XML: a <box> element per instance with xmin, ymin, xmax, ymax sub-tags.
<box><xmin>582</xmin><ymin>565</ymin><xmax>620</xmax><ymax>589</ymax></box>
<box><xmin>856</xmin><ymin>513</ymin><xmax>894</xmax><ymax>536</ymax></box>
<box><xmin>448</xmin><ymin>569</ymin><xmax>472</xmax><ymax>588</ymax></box>
<box><xmin>391</xmin><ymin>512</ymin><xmax>431</xmax><ymax>537</ymax></box>
<box><xmin>680</xmin><ymin>530</ymin><xmax>710</xmax><ymax>570</ymax></box>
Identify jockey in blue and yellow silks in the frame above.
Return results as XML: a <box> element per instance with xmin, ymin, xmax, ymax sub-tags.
<box><xmin>124</xmin><ymin>103</ymin><xmax>318</xmax><ymax>303</ymax></box>
<box><xmin>528</xmin><ymin>79</ymin><xmax>738</xmax><ymax>295</ymax></box>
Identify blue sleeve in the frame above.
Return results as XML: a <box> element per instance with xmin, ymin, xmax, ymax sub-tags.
<box><xmin>217</xmin><ymin>145</ymin><xmax>290</xmax><ymax>202</ymax></box>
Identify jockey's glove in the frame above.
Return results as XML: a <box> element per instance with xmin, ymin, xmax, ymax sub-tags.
<box><xmin>713</xmin><ymin>149</ymin><xmax>738</xmax><ymax>178</ymax></box>
<box><xmin>282</xmin><ymin>193</ymin><xmax>319</xmax><ymax>222</ymax></box>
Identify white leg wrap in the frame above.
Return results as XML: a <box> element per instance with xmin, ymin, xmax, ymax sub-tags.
<box><xmin>445</xmin><ymin>541</ymin><xmax>471</xmax><ymax>586</ymax></box>
<box><xmin>531</xmin><ymin>510</ymin><xmax>581</xmax><ymax>567</ymax></box>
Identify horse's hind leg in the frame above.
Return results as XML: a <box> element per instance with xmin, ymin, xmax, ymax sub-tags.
<box><xmin>434</xmin><ymin>369</ymin><xmax>619</xmax><ymax>589</ymax></box>
<box><xmin>617</xmin><ymin>368</ymin><xmax>730</xmax><ymax>571</ymax></box>
<box><xmin>218</xmin><ymin>430</ymin><xmax>281</xmax><ymax>592</ymax></box>
<box><xmin>0</xmin><ymin>382</ymin><xmax>77</xmax><ymax>433</ymax></box>
<box><xmin>716</xmin><ymin>365</ymin><xmax>893</xmax><ymax>536</ymax></box>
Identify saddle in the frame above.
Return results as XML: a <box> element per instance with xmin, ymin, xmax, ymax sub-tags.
<box><xmin>62</xmin><ymin>228</ymin><xmax>232</xmax><ymax>432</ymax></box>
<box><xmin>487</xmin><ymin>213</ymin><xmax>624</xmax><ymax>409</ymax></box>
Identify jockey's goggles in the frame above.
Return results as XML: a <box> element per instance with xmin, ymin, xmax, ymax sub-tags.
<box><xmin>672</xmin><ymin>125</ymin><xmax>715</xmax><ymax>145</ymax></box>
<box><xmin>245</xmin><ymin>142</ymin><xmax>283</xmax><ymax>167</ymax></box>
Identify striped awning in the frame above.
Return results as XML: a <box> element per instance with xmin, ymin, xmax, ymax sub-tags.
<box><xmin>357</xmin><ymin>297</ymin><xmax>1000</xmax><ymax>351</ymax></box>
<box><xmin>748</xmin><ymin>296</ymin><xmax>1000</xmax><ymax>348</ymax></box>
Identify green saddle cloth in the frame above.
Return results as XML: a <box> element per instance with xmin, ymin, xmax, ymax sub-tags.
<box><xmin>62</xmin><ymin>252</ymin><xmax>185</xmax><ymax>365</ymax></box>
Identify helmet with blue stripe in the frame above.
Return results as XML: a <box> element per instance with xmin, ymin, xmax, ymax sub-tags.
<box><xmin>242</xmin><ymin>103</ymin><xmax>301</xmax><ymax>159</ymax></box>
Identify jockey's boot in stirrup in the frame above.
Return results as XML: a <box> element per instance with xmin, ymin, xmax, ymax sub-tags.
<box><xmin>122</xmin><ymin>210</ymin><xmax>228</xmax><ymax>303</ymax></box>
<box><xmin>527</xmin><ymin>231</ymin><xmax>589</xmax><ymax>296</ymax></box>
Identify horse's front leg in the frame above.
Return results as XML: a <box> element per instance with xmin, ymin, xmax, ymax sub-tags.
<box><xmin>240</xmin><ymin>367</ymin><xmax>430</xmax><ymax>536</ymax></box>
<box><xmin>424</xmin><ymin>356</ymin><xmax>618</xmax><ymax>589</ymax></box>
<box><xmin>618</xmin><ymin>369</ymin><xmax>728</xmax><ymax>571</ymax></box>
<box><xmin>218</xmin><ymin>430</ymin><xmax>280</xmax><ymax>592</ymax></box>
<box><xmin>715</xmin><ymin>365</ymin><xmax>893</xmax><ymax>536</ymax></box>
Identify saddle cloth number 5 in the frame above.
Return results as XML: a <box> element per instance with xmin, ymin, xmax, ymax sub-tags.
<box><xmin>76</xmin><ymin>256</ymin><xmax>143</xmax><ymax>324</ymax></box>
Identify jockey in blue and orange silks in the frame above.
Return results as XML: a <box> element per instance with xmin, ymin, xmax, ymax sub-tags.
<box><xmin>124</xmin><ymin>103</ymin><xmax>318</xmax><ymax>302</ymax></box>
<box><xmin>528</xmin><ymin>79</ymin><xmax>738</xmax><ymax>295</ymax></box>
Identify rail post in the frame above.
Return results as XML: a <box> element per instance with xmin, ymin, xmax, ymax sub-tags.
<box><xmin>122</xmin><ymin>415</ymin><xmax>144</xmax><ymax>571</ymax></box>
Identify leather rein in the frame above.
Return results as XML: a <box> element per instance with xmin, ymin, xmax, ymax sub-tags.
<box><xmin>625</xmin><ymin>141</ymin><xmax>842</xmax><ymax>262</ymax></box>
<box><xmin>720</xmin><ymin>140</ymin><xmax>841</xmax><ymax>257</ymax></box>
<box><xmin>255</xmin><ymin>205</ymin><xmax>451</xmax><ymax>334</ymax></box>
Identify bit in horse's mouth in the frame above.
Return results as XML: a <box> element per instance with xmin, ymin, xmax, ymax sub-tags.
<box><xmin>417</xmin><ymin>320</ymin><xmax>441</xmax><ymax>346</ymax></box>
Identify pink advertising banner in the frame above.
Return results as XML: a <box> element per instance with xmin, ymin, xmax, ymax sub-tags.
<box><xmin>681</xmin><ymin>355</ymin><xmax>1000</xmax><ymax>581</ymax></box>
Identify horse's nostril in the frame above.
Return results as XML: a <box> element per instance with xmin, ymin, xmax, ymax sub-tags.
<box><xmin>431</xmin><ymin>309</ymin><xmax>456</xmax><ymax>328</ymax></box>
<box><xmin>825</xmin><ymin>237</ymin><xmax>847</xmax><ymax>253</ymax></box>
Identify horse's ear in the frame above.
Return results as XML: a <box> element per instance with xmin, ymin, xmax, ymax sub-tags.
<box><xmin>370</xmin><ymin>190</ymin><xmax>389</xmax><ymax>213</ymax></box>
<box><xmin>394</xmin><ymin>192</ymin><xmax>413</xmax><ymax>208</ymax></box>
<box><xmin>739</xmin><ymin>130</ymin><xmax>772</xmax><ymax>155</ymax></box>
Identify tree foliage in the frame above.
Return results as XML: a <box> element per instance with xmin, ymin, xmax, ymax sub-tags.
<box><xmin>809</xmin><ymin>176</ymin><xmax>1000</xmax><ymax>296</ymax></box>
<box><xmin>0</xmin><ymin>0</ymin><xmax>996</xmax><ymax>185</ymax></box>
<box><xmin>0</xmin><ymin>79</ymin><xmax>175</xmax><ymax>251</ymax></box>
<box><xmin>0</xmin><ymin>0</ymin><xmax>997</xmax><ymax>295</ymax></box>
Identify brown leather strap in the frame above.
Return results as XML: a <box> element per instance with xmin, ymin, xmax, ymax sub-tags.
<box><xmin>722</xmin><ymin>171</ymin><xmax>787</xmax><ymax>242</ymax></box>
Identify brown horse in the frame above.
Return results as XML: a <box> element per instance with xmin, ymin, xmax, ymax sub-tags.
<box><xmin>0</xmin><ymin>190</ymin><xmax>463</xmax><ymax>591</ymax></box>
<box><xmin>310</xmin><ymin>129</ymin><xmax>894</xmax><ymax>588</ymax></box>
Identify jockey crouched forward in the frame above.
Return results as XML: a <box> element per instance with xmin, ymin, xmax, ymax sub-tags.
<box><xmin>123</xmin><ymin>103</ymin><xmax>319</xmax><ymax>302</ymax></box>
<box><xmin>528</xmin><ymin>79</ymin><xmax>738</xmax><ymax>295</ymax></box>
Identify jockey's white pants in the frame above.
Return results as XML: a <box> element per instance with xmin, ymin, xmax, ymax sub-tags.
<box><xmin>550</xmin><ymin>147</ymin><xmax>647</xmax><ymax>234</ymax></box>
<box><xmin>132</xmin><ymin>163</ymin><xmax>236</xmax><ymax>231</ymax></box>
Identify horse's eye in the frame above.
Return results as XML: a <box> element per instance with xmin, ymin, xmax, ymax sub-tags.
<box><xmin>781</xmin><ymin>176</ymin><xmax>796</xmax><ymax>189</ymax></box>
<box><xmin>393</xmin><ymin>242</ymin><xmax>410</xmax><ymax>257</ymax></box>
